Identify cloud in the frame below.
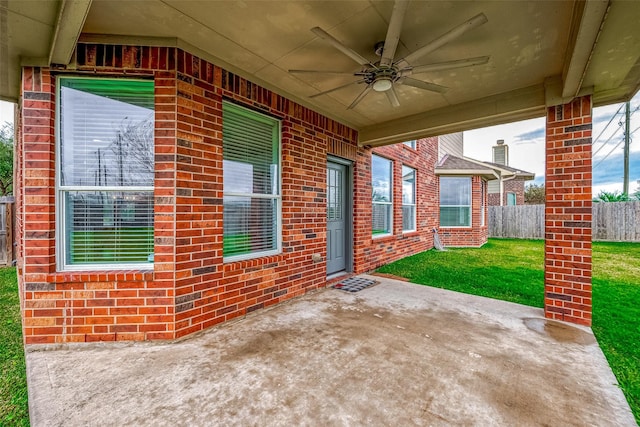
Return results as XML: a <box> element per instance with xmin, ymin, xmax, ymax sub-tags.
<box><xmin>513</xmin><ymin>127</ymin><xmax>545</xmax><ymax>144</ymax></box>
<box><xmin>592</xmin><ymin>101</ymin><xmax>626</xmax><ymax>127</ymax></box>
<box><xmin>593</xmin><ymin>152</ymin><xmax>640</xmax><ymax>185</ymax></box>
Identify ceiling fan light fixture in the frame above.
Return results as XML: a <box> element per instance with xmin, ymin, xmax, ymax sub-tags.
<box><xmin>372</xmin><ymin>77</ymin><xmax>393</xmax><ymax>92</ymax></box>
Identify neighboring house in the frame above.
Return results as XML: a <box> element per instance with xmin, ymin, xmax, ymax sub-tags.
<box><xmin>484</xmin><ymin>141</ymin><xmax>535</xmax><ymax>206</ymax></box>
<box><xmin>487</xmin><ymin>165</ymin><xmax>536</xmax><ymax>206</ymax></box>
<box><xmin>434</xmin><ymin>154</ymin><xmax>495</xmax><ymax>247</ymax></box>
<box><xmin>434</xmin><ymin>132</ymin><xmax>492</xmax><ymax>247</ymax></box>
<box><xmin>433</xmin><ymin>133</ymin><xmax>535</xmax><ymax>245</ymax></box>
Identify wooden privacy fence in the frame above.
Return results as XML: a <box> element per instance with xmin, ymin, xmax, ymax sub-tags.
<box><xmin>0</xmin><ymin>196</ymin><xmax>14</xmax><ymax>266</ymax></box>
<box><xmin>488</xmin><ymin>205</ymin><xmax>545</xmax><ymax>239</ymax></box>
<box><xmin>489</xmin><ymin>201</ymin><xmax>640</xmax><ymax>242</ymax></box>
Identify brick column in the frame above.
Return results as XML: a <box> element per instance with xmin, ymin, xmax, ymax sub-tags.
<box><xmin>545</xmin><ymin>95</ymin><xmax>592</xmax><ymax>326</ymax></box>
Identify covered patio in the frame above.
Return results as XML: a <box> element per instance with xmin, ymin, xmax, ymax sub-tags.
<box><xmin>3</xmin><ymin>1</ymin><xmax>640</xmax><ymax>338</ymax></box>
<box><xmin>26</xmin><ymin>276</ymin><xmax>635</xmax><ymax>426</ymax></box>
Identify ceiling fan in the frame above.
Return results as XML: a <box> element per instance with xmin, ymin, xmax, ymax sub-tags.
<box><xmin>289</xmin><ymin>0</ymin><xmax>489</xmax><ymax>110</ymax></box>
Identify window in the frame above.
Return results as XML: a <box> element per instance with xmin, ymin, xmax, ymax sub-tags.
<box><xmin>402</xmin><ymin>166</ymin><xmax>416</xmax><ymax>232</ymax></box>
<box><xmin>403</xmin><ymin>140</ymin><xmax>416</xmax><ymax>149</ymax></box>
<box><xmin>371</xmin><ymin>155</ymin><xmax>392</xmax><ymax>236</ymax></box>
<box><xmin>57</xmin><ymin>77</ymin><xmax>155</xmax><ymax>270</ymax></box>
<box><xmin>223</xmin><ymin>103</ymin><xmax>280</xmax><ymax>260</ymax></box>
<box><xmin>480</xmin><ymin>180</ymin><xmax>486</xmax><ymax>226</ymax></box>
<box><xmin>440</xmin><ymin>177</ymin><xmax>471</xmax><ymax>227</ymax></box>
<box><xmin>507</xmin><ymin>192</ymin><xmax>517</xmax><ymax>206</ymax></box>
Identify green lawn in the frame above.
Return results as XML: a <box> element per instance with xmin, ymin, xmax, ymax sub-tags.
<box><xmin>0</xmin><ymin>267</ymin><xmax>29</xmax><ymax>426</ymax></box>
<box><xmin>223</xmin><ymin>233</ymin><xmax>250</xmax><ymax>257</ymax></box>
<box><xmin>72</xmin><ymin>227</ymin><xmax>154</xmax><ymax>263</ymax></box>
<box><xmin>377</xmin><ymin>238</ymin><xmax>640</xmax><ymax>423</ymax></box>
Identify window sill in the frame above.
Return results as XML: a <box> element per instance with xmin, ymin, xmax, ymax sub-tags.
<box><xmin>440</xmin><ymin>226</ymin><xmax>473</xmax><ymax>229</ymax></box>
<box><xmin>372</xmin><ymin>233</ymin><xmax>393</xmax><ymax>239</ymax></box>
<box><xmin>223</xmin><ymin>249</ymin><xmax>282</xmax><ymax>264</ymax></box>
<box><xmin>223</xmin><ymin>253</ymin><xmax>285</xmax><ymax>270</ymax></box>
<box><xmin>372</xmin><ymin>234</ymin><xmax>395</xmax><ymax>243</ymax></box>
<box><xmin>402</xmin><ymin>231</ymin><xmax>419</xmax><ymax>237</ymax></box>
<box><xmin>50</xmin><ymin>269</ymin><xmax>153</xmax><ymax>283</ymax></box>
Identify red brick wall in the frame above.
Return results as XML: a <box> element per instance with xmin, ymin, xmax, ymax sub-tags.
<box><xmin>352</xmin><ymin>140</ymin><xmax>438</xmax><ymax>272</ymax></box>
<box><xmin>544</xmin><ymin>96</ymin><xmax>592</xmax><ymax>326</ymax></box>
<box><xmin>17</xmin><ymin>43</ymin><xmax>438</xmax><ymax>343</ymax></box>
<box><xmin>438</xmin><ymin>176</ymin><xmax>488</xmax><ymax>247</ymax></box>
<box><xmin>19</xmin><ymin>60</ymin><xmax>177</xmax><ymax>344</ymax></box>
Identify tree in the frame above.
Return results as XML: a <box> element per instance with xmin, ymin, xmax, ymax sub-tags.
<box><xmin>633</xmin><ymin>183</ymin><xmax>640</xmax><ymax>201</ymax></box>
<box><xmin>594</xmin><ymin>190</ymin><xmax>630</xmax><ymax>202</ymax></box>
<box><xmin>0</xmin><ymin>122</ymin><xmax>13</xmax><ymax>196</ymax></box>
<box><xmin>524</xmin><ymin>183</ymin><xmax>545</xmax><ymax>204</ymax></box>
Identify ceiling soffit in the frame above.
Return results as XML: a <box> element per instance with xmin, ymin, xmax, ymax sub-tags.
<box><xmin>2</xmin><ymin>0</ymin><xmax>640</xmax><ymax>146</ymax></box>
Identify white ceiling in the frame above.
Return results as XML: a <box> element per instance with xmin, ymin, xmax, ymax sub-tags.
<box><xmin>2</xmin><ymin>0</ymin><xmax>640</xmax><ymax>146</ymax></box>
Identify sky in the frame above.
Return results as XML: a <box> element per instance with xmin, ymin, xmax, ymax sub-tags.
<box><xmin>2</xmin><ymin>91</ymin><xmax>640</xmax><ymax>196</ymax></box>
<box><xmin>0</xmin><ymin>101</ymin><xmax>13</xmax><ymax>127</ymax></box>
<box><xmin>464</xmin><ymin>91</ymin><xmax>640</xmax><ymax>197</ymax></box>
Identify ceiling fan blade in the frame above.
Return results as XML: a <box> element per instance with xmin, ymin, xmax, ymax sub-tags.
<box><xmin>380</xmin><ymin>0</ymin><xmax>410</xmax><ymax>67</ymax></box>
<box><xmin>400</xmin><ymin>77</ymin><xmax>448</xmax><ymax>94</ymax></box>
<box><xmin>289</xmin><ymin>69</ymin><xmax>365</xmax><ymax>76</ymax></box>
<box><xmin>401</xmin><ymin>56</ymin><xmax>490</xmax><ymax>76</ymax></box>
<box><xmin>385</xmin><ymin>86</ymin><xmax>401</xmax><ymax>107</ymax></box>
<box><xmin>311</xmin><ymin>27</ymin><xmax>373</xmax><ymax>66</ymax></box>
<box><xmin>309</xmin><ymin>79</ymin><xmax>365</xmax><ymax>98</ymax></box>
<box><xmin>347</xmin><ymin>85</ymin><xmax>372</xmax><ymax>110</ymax></box>
<box><xmin>397</xmin><ymin>13</ymin><xmax>488</xmax><ymax>67</ymax></box>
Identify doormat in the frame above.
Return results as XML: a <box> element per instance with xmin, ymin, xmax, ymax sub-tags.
<box><xmin>332</xmin><ymin>277</ymin><xmax>377</xmax><ymax>292</ymax></box>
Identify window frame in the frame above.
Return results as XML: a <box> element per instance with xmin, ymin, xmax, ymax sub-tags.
<box><xmin>371</xmin><ymin>154</ymin><xmax>393</xmax><ymax>237</ymax></box>
<box><xmin>402</xmin><ymin>165</ymin><xmax>416</xmax><ymax>232</ymax></box>
<box><xmin>403</xmin><ymin>140</ymin><xmax>417</xmax><ymax>150</ymax></box>
<box><xmin>439</xmin><ymin>176</ymin><xmax>472</xmax><ymax>228</ymax></box>
<box><xmin>480</xmin><ymin>179</ymin><xmax>486</xmax><ymax>227</ymax></box>
<box><xmin>222</xmin><ymin>102</ymin><xmax>282</xmax><ymax>262</ymax></box>
<box><xmin>55</xmin><ymin>76</ymin><xmax>155</xmax><ymax>271</ymax></box>
<box><xmin>507</xmin><ymin>192</ymin><xmax>517</xmax><ymax>206</ymax></box>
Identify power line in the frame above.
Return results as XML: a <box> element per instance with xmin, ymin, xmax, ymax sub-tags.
<box><xmin>592</xmin><ymin>103</ymin><xmax>640</xmax><ymax>157</ymax></box>
<box><xmin>592</xmin><ymin>103</ymin><xmax>624</xmax><ymax>146</ymax></box>
<box><xmin>593</xmin><ymin>122</ymin><xmax>625</xmax><ymax>157</ymax></box>
<box><xmin>593</xmin><ymin>124</ymin><xmax>640</xmax><ymax>169</ymax></box>
<box><xmin>594</xmin><ymin>137</ymin><xmax>625</xmax><ymax>169</ymax></box>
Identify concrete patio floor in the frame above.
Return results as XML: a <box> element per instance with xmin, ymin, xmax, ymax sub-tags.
<box><xmin>26</xmin><ymin>275</ymin><xmax>636</xmax><ymax>426</ymax></box>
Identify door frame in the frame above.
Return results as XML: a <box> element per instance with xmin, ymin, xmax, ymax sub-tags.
<box><xmin>327</xmin><ymin>155</ymin><xmax>353</xmax><ymax>274</ymax></box>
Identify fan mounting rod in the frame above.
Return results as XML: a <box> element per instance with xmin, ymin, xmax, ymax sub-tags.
<box><xmin>369</xmin><ymin>42</ymin><xmax>399</xmax><ymax>92</ymax></box>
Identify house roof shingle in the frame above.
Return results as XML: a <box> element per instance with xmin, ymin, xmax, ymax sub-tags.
<box><xmin>435</xmin><ymin>154</ymin><xmax>535</xmax><ymax>181</ymax></box>
<box><xmin>435</xmin><ymin>155</ymin><xmax>499</xmax><ymax>180</ymax></box>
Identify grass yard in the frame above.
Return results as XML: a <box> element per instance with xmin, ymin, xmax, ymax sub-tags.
<box><xmin>377</xmin><ymin>238</ymin><xmax>640</xmax><ymax>423</ymax></box>
<box><xmin>71</xmin><ymin>227</ymin><xmax>154</xmax><ymax>263</ymax></box>
<box><xmin>0</xmin><ymin>267</ymin><xmax>29</xmax><ymax>426</ymax></box>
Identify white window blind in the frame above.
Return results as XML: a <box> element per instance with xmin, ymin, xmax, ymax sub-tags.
<box><xmin>372</xmin><ymin>154</ymin><xmax>392</xmax><ymax>236</ymax></box>
<box><xmin>402</xmin><ymin>166</ymin><xmax>416</xmax><ymax>232</ymax></box>
<box><xmin>222</xmin><ymin>103</ymin><xmax>280</xmax><ymax>260</ymax></box>
<box><xmin>58</xmin><ymin>78</ymin><xmax>155</xmax><ymax>269</ymax></box>
<box><xmin>440</xmin><ymin>177</ymin><xmax>471</xmax><ymax>227</ymax></box>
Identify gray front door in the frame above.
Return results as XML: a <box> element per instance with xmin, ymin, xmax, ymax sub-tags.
<box><xmin>327</xmin><ymin>161</ymin><xmax>347</xmax><ymax>274</ymax></box>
